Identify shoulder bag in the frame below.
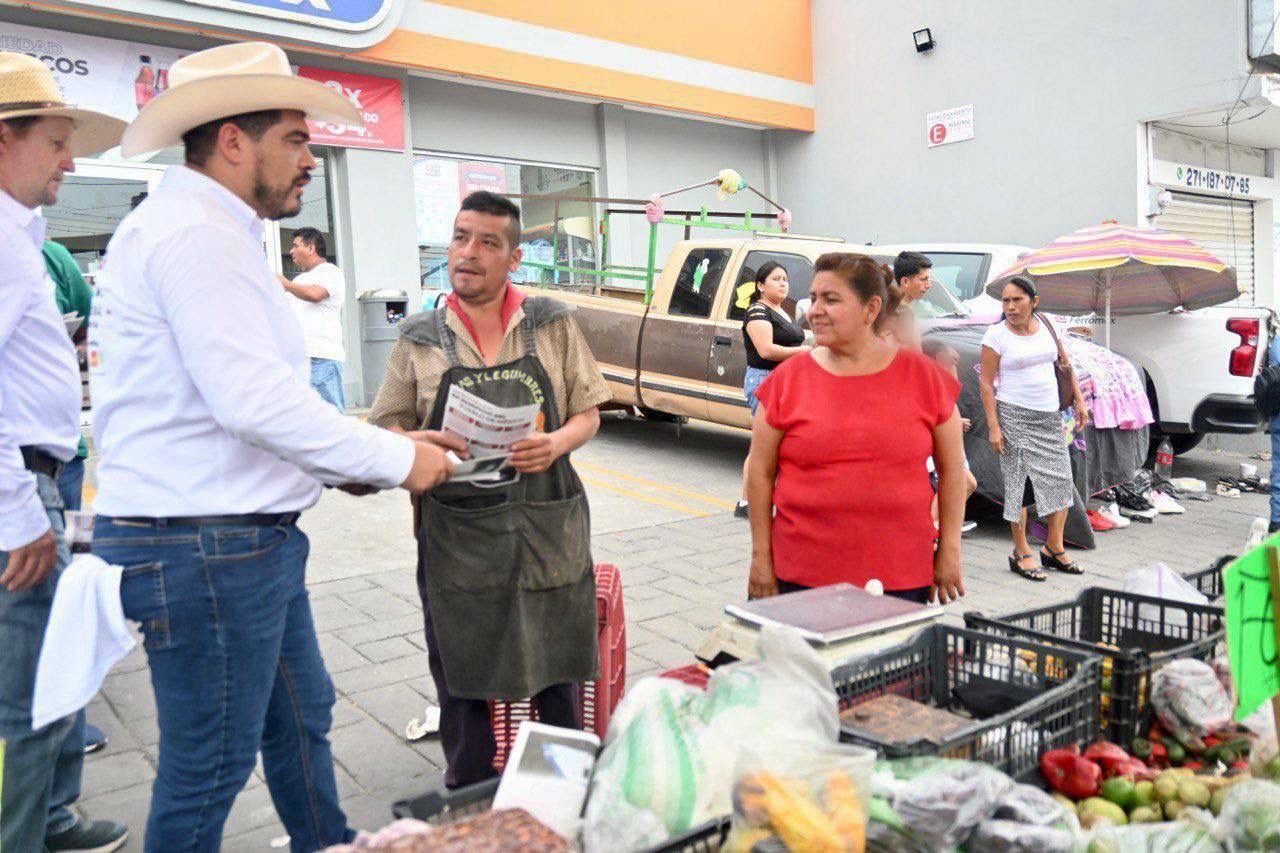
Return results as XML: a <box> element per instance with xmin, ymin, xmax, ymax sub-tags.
<box><xmin>1034</xmin><ymin>313</ymin><xmax>1076</xmax><ymax>411</ymax></box>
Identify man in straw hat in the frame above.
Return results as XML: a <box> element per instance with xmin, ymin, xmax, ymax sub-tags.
<box><xmin>0</xmin><ymin>52</ymin><xmax>130</xmax><ymax>853</ymax></box>
<box><xmin>89</xmin><ymin>41</ymin><xmax>462</xmax><ymax>851</ymax></box>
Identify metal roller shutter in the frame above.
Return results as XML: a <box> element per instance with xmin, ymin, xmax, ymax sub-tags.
<box><xmin>1155</xmin><ymin>192</ymin><xmax>1255</xmax><ymax>303</ymax></box>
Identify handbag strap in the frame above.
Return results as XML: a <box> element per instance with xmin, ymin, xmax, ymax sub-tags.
<box><xmin>1034</xmin><ymin>312</ymin><xmax>1070</xmax><ymax>367</ymax></box>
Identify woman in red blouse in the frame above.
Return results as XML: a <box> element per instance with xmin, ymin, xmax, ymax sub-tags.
<box><xmin>746</xmin><ymin>253</ymin><xmax>967</xmax><ymax>605</ymax></box>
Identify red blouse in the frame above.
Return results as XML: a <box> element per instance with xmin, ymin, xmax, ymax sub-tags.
<box><xmin>754</xmin><ymin>349</ymin><xmax>960</xmax><ymax>590</ymax></box>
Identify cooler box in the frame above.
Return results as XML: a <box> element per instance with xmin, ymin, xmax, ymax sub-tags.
<box><xmin>488</xmin><ymin>563</ymin><xmax>625</xmax><ymax>772</ymax></box>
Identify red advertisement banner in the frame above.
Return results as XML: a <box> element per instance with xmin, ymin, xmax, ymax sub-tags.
<box><xmin>297</xmin><ymin>66</ymin><xmax>404</xmax><ymax>151</ymax></box>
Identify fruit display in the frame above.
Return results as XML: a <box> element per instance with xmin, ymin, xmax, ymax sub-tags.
<box><xmin>724</xmin><ymin>770</ymin><xmax>867</xmax><ymax>853</ymax></box>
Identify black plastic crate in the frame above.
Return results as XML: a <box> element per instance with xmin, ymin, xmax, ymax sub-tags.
<box><xmin>964</xmin><ymin>587</ymin><xmax>1224</xmax><ymax>743</ymax></box>
<box><xmin>830</xmin><ymin>624</ymin><xmax>1100</xmax><ymax>784</ymax></box>
<box><xmin>1182</xmin><ymin>554</ymin><xmax>1234</xmax><ymax>600</ymax></box>
<box><xmin>392</xmin><ymin>778</ymin><xmax>730</xmax><ymax>852</ymax></box>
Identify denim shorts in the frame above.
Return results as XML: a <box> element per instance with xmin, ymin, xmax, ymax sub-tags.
<box><xmin>743</xmin><ymin>366</ymin><xmax>772</xmax><ymax>416</ymax></box>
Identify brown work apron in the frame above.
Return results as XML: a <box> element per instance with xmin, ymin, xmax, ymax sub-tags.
<box><xmin>414</xmin><ymin>307</ymin><xmax>598</xmax><ymax>700</ymax></box>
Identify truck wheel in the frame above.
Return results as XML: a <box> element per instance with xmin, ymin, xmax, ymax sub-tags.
<box><xmin>638</xmin><ymin>407</ymin><xmax>688</xmax><ymax>424</ymax></box>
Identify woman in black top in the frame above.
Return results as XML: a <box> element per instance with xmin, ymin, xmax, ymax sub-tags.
<box><xmin>735</xmin><ymin>261</ymin><xmax>809</xmax><ymax>518</ymax></box>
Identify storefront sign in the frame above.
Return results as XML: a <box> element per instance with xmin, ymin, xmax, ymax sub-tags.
<box><xmin>1150</xmin><ymin>159</ymin><xmax>1276</xmax><ymax>201</ymax></box>
<box><xmin>926</xmin><ymin>104</ymin><xmax>974</xmax><ymax>148</ymax></box>
<box><xmin>0</xmin><ymin>21</ymin><xmax>187</xmax><ymax>126</ymax></box>
<box><xmin>458</xmin><ymin>161</ymin><xmax>509</xmax><ymax>198</ymax></box>
<box><xmin>179</xmin><ymin>0</ymin><xmax>397</xmax><ymax>32</ymax></box>
<box><xmin>1175</xmin><ymin>164</ymin><xmax>1253</xmax><ymax>195</ymax></box>
<box><xmin>297</xmin><ymin>67</ymin><xmax>404</xmax><ymax>151</ymax></box>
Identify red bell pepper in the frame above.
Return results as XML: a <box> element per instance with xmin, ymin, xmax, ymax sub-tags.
<box><xmin>1041</xmin><ymin>746</ymin><xmax>1102</xmax><ymax>799</ymax></box>
<box><xmin>1149</xmin><ymin>742</ymin><xmax>1169</xmax><ymax>767</ymax></box>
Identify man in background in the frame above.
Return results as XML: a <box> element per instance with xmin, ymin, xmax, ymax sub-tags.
<box><xmin>892</xmin><ymin>250</ymin><xmax>935</xmax><ymax>349</ymax></box>
<box><xmin>279</xmin><ymin>226</ymin><xmax>347</xmax><ymax>410</ymax></box>
<box><xmin>43</xmin><ymin>238</ymin><xmax>110</xmax><ymax>755</ymax></box>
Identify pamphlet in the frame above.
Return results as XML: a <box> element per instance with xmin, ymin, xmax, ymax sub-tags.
<box><xmin>491</xmin><ymin>721</ymin><xmax>599</xmax><ymax>839</ymax></box>
<box><xmin>63</xmin><ymin>312</ymin><xmax>84</xmax><ymax>337</ymax></box>
<box><xmin>440</xmin><ymin>384</ymin><xmax>540</xmax><ymax>483</ymax></box>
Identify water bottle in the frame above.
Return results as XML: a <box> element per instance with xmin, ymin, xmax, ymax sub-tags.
<box><xmin>1154</xmin><ymin>436</ymin><xmax>1174</xmax><ymax>480</ymax></box>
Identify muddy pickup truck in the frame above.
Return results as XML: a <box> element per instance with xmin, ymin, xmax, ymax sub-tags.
<box><xmin>549</xmin><ymin>236</ymin><xmax>968</xmax><ymax>427</ymax></box>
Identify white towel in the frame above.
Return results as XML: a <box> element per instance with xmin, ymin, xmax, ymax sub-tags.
<box><xmin>32</xmin><ymin>554</ymin><xmax>136</xmax><ymax>730</ymax></box>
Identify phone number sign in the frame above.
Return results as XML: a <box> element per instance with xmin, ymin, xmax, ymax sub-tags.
<box><xmin>926</xmin><ymin>104</ymin><xmax>974</xmax><ymax>148</ymax></box>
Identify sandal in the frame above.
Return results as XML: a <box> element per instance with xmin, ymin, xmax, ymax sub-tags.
<box><xmin>1009</xmin><ymin>552</ymin><xmax>1047</xmax><ymax>581</ymax></box>
<box><xmin>1041</xmin><ymin>547</ymin><xmax>1084</xmax><ymax>574</ymax></box>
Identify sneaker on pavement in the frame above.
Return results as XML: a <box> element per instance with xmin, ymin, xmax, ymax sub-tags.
<box><xmin>1098</xmin><ymin>502</ymin><xmax>1131</xmax><ymax>529</ymax></box>
<box><xmin>733</xmin><ymin>501</ymin><xmax>749</xmax><ymax>519</ymax></box>
<box><xmin>1118</xmin><ymin>505</ymin><xmax>1156</xmax><ymax>523</ymax></box>
<box><xmin>1148</xmin><ymin>490</ymin><xmax>1185</xmax><ymax>514</ymax></box>
<box><xmin>45</xmin><ymin>819</ymin><xmax>128</xmax><ymax>853</ymax></box>
<box><xmin>1087</xmin><ymin>509</ymin><xmax>1116</xmax><ymax>531</ymax></box>
<box><xmin>961</xmin><ymin>520</ymin><xmax>978</xmax><ymax>534</ymax></box>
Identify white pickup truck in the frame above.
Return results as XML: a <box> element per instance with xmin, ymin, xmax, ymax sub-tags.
<box><xmin>876</xmin><ymin>243</ymin><xmax>1274</xmax><ymax>455</ymax></box>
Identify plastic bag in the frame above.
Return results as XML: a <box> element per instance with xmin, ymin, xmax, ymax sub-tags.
<box><xmin>991</xmin><ymin>784</ymin><xmax>1076</xmax><ymax>828</ymax></box>
<box><xmin>1242</xmin><ymin>704</ymin><xmax>1280</xmax><ymax>782</ymax></box>
<box><xmin>966</xmin><ymin>820</ymin><xmax>1076</xmax><ymax>853</ymax></box>
<box><xmin>1083</xmin><ymin>818</ymin><xmax>1224</xmax><ymax>853</ymax></box>
<box><xmin>1124</xmin><ymin>563</ymin><xmax>1210</xmax><ymax>629</ymax></box>
<box><xmin>869</xmin><ymin>758</ymin><xmax>1015</xmax><ymax>851</ymax></box>
<box><xmin>583</xmin><ymin>626</ymin><xmax>842</xmax><ymax>853</ymax></box>
<box><xmin>1216</xmin><ymin>779</ymin><xmax>1280</xmax><ymax>852</ymax></box>
<box><xmin>723</xmin><ymin>739</ymin><xmax>876</xmax><ymax>853</ymax></box>
<box><xmin>1149</xmin><ymin>659</ymin><xmax>1233</xmax><ymax>748</ymax></box>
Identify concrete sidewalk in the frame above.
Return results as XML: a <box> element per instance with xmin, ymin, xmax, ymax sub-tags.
<box><xmin>74</xmin><ymin>445</ymin><xmax>1265</xmax><ymax>850</ymax></box>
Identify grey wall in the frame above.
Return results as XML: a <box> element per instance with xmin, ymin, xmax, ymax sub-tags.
<box><xmin>408</xmin><ymin>77</ymin><xmax>601</xmax><ymax>167</ymax></box>
<box><xmin>776</xmin><ymin>0</ymin><xmax>1252</xmax><ymax>248</ymax></box>
<box><xmin>620</xmin><ymin>109</ymin><xmax>770</xmax><ymax>273</ymax></box>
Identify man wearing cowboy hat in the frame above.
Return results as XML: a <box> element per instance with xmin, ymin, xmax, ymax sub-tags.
<box><xmin>88</xmin><ymin>41</ymin><xmax>461</xmax><ymax>851</ymax></box>
<box><xmin>0</xmin><ymin>52</ymin><xmax>130</xmax><ymax>853</ymax></box>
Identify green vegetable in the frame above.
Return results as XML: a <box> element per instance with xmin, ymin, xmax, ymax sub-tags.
<box><xmin>1078</xmin><ymin>797</ymin><xmax>1128</xmax><ymax>828</ymax></box>
<box><xmin>1210</xmin><ymin>787</ymin><xmax>1227</xmax><ymax>816</ymax></box>
<box><xmin>1100</xmin><ymin>777</ymin><xmax>1136</xmax><ymax>810</ymax></box>
<box><xmin>1132</xmin><ymin>781</ymin><xmax>1156</xmax><ymax>807</ymax></box>
<box><xmin>1161</xmin><ymin>736</ymin><xmax>1186</xmax><ymax>765</ymax></box>
<box><xmin>1164</xmin><ymin>800</ymin><xmax>1187</xmax><ymax>820</ymax></box>
<box><xmin>1130</xmin><ymin>737</ymin><xmax>1153</xmax><ymax>760</ymax></box>
<box><xmin>1154</xmin><ymin>776</ymin><xmax>1180</xmax><ymax>803</ymax></box>
<box><xmin>1177</xmin><ymin>778</ymin><xmax>1210</xmax><ymax>808</ymax></box>
<box><xmin>1128</xmin><ymin>805</ymin><xmax>1163</xmax><ymax>823</ymax></box>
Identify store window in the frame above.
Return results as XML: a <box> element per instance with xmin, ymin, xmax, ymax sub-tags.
<box><xmin>669</xmin><ymin>248</ymin><xmax>731</xmax><ymax>319</ymax></box>
<box><xmin>280</xmin><ymin>152</ymin><xmax>338</xmax><ymax>273</ymax></box>
<box><xmin>412</xmin><ymin>154</ymin><xmax>596</xmax><ymax>292</ymax></box>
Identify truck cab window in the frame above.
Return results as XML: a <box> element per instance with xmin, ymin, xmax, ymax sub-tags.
<box><xmin>669</xmin><ymin>248</ymin><xmax>731</xmax><ymax>318</ymax></box>
<box><xmin>728</xmin><ymin>251</ymin><xmax>812</xmax><ymax>321</ymax></box>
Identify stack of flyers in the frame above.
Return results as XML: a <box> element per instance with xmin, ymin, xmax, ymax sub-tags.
<box><xmin>440</xmin><ymin>385</ymin><xmax>541</xmax><ymax>484</ymax></box>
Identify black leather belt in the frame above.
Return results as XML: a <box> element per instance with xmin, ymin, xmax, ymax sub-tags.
<box><xmin>20</xmin><ymin>446</ymin><xmax>64</xmax><ymax>479</ymax></box>
<box><xmin>104</xmin><ymin>513</ymin><xmax>301</xmax><ymax>528</ymax></box>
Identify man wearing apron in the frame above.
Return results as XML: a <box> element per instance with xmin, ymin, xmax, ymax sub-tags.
<box><xmin>371</xmin><ymin>190</ymin><xmax>613</xmax><ymax>786</ymax></box>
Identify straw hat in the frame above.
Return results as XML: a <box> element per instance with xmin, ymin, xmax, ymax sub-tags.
<box><xmin>121</xmin><ymin>41</ymin><xmax>361</xmax><ymax>157</ymax></box>
<box><xmin>0</xmin><ymin>52</ymin><xmax>125</xmax><ymax>156</ymax></box>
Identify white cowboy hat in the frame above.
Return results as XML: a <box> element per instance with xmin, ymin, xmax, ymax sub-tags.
<box><xmin>121</xmin><ymin>41</ymin><xmax>361</xmax><ymax>157</ymax></box>
<box><xmin>0</xmin><ymin>52</ymin><xmax>126</xmax><ymax>156</ymax></box>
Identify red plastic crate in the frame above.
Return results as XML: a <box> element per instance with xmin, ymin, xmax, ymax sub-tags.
<box><xmin>489</xmin><ymin>563</ymin><xmax>625</xmax><ymax>771</ymax></box>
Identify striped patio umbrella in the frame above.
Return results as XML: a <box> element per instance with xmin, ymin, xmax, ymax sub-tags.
<box><xmin>985</xmin><ymin>223</ymin><xmax>1239</xmax><ymax>348</ymax></box>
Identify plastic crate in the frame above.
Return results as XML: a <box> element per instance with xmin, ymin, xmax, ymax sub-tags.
<box><xmin>391</xmin><ymin>777</ymin><xmax>731</xmax><ymax>853</ymax></box>
<box><xmin>489</xmin><ymin>563</ymin><xmax>626</xmax><ymax>772</ymax></box>
<box><xmin>830</xmin><ymin>624</ymin><xmax>1100</xmax><ymax>783</ymax></box>
<box><xmin>964</xmin><ymin>587</ymin><xmax>1225</xmax><ymax>743</ymax></box>
<box><xmin>1182</xmin><ymin>554</ymin><xmax>1234</xmax><ymax>600</ymax></box>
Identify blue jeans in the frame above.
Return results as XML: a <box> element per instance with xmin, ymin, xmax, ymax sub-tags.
<box><xmin>310</xmin><ymin>358</ymin><xmax>345</xmax><ymax>412</ymax></box>
<box><xmin>743</xmin><ymin>366</ymin><xmax>772</xmax><ymax>416</ymax></box>
<box><xmin>92</xmin><ymin>517</ymin><xmax>352</xmax><ymax>853</ymax></box>
<box><xmin>0</xmin><ymin>472</ymin><xmax>85</xmax><ymax>851</ymax></box>
<box><xmin>1270</xmin><ymin>338</ymin><xmax>1280</xmax><ymax>526</ymax></box>
<box><xmin>58</xmin><ymin>455</ymin><xmax>85</xmax><ymax>512</ymax></box>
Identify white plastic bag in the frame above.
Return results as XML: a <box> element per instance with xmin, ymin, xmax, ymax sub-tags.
<box><xmin>1124</xmin><ymin>562</ymin><xmax>1210</xmax><ymax>628</ymax></box>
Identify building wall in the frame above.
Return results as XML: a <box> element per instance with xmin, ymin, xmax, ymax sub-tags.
<box><xmin>776</xmin><ymin>0</ymin><xmax>1253</xmax><ymax>248</ymax></box>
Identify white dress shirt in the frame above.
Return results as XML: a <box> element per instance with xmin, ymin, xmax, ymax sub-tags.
<box><xmin>288</xmin><ymin>261</ymin><xmax>346</xmax><ymax>361</ymax></box>
<box><xmin>90</xmin><ymin>166</ymin><xmax>413</xmax><ymax>517</ymax></box>
<box><xmin>0</xmin><ymin>188</ymin><xmax>81</xmax><ymax>550</ymax></box>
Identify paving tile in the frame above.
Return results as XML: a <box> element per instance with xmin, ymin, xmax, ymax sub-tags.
<box><xmin>356</xmin><ymin>636</ymin><xmax>420</xmax><ymax>664</ymax></box>
<box><xmin>81</xmin><ymin>751</ymin><xmax>155</xmax><ymax>798</ymax></box>
<box><xmin>309</xmin><ymin>577</ymin><xmax>376</xmax><ymax>599</ymax></box>
<box><xmin>331</xmin><ymin>718</ymin><xmax>436</xmax><ymax>792</ymax></box>
<box><xmin>335</xmin><ymin>614</ymin><xmax>424</xmax><ymax>647</ymax></box>
<box><xmin>347</xmin><ymin>681</ymin><xmax>436</xmax><ymax>742</ymax></box>
<box><xmin>101</xmin><ymin>669</ymin><xmax>156</xmax><ymax>723</ymax></box>
<box><xmin>335</xmin><ymin>653</ymin><xmax>433</xmax><ymax>695</ymax></box>
<box><xmin>342</xmin><ymin>587</ymin><xmax>421</xmax><ymax>620</ymax></box>
<box><xmin>317</xmin><ymin>633</ymin><xmax>369</xmax><ymax>674</ymax></box>
<box><xmin>75</xmin><ymin>781</ymin><xmax>152</xmax><ymax>849</ymax></box>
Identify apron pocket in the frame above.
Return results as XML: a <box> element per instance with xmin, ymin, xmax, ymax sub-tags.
<box><xmin>517</xmin><ymin>493</ymin><xmax>591</xmax><ymax>591</ymax></box>
<box><xmin>422</xmin><ymin>495</ymin><xmax>518</xmax><ymax>593</ymax></box>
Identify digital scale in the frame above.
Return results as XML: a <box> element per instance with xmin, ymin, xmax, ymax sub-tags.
<box><xmin>694</xmin><ymin>583</ymin><xmax>945</xmax><ymax>669</ymax></box>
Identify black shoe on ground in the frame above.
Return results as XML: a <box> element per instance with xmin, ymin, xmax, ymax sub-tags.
<box><xmin>733</xmin><ymin>501</ymin><xmax>749</xmax><ymax>519</ymax></box>
<box><xmin>83</xmin><ymin>722</ymin><xmax>107</xmax><ymax>755</ymax></box>
<box><xmin>1270</xmin><ymin>520</ymin><xmax>1280</xmax><ymax>534</ymax></box>
<box><xmin>45</xmin><ymin>819</ymin><xmax>128</xmax><ymax>853</ymax></box>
